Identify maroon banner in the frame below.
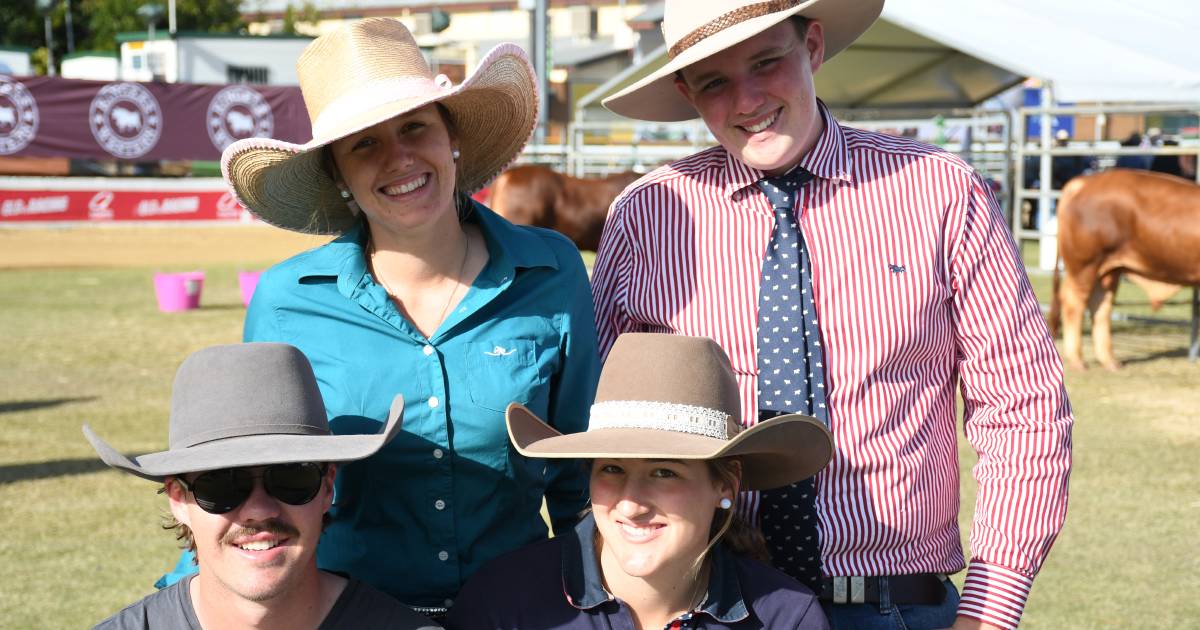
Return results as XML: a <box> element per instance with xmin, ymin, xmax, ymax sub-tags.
<box><xmin>0</xmin><ymin>75</ymin><xmax>311</xmax><ymax>161</ymax></box>
<box><xmin>0</xmin><ymin>183</ymin><xmax>252</xmax><ymax>223</ymax></box>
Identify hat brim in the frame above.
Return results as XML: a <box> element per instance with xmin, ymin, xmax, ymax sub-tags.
<box><xmin>221</xmin><ymin>43</ymin><xmax>538</xmax><ymax>234</ymax></box>
<box><xmin>507</xmin><ymin>403</ymin><xmax>832</xmax><ymax>490</ymax></box>
<box><xmin>83</xmin><ymin>395</ymin><xmax>406</xmax><ymax>482</ymax></box>
<box><xmin>603</xmin><ymin>0</ymin><xmax>884</xmax><ymax>122</ymax></box>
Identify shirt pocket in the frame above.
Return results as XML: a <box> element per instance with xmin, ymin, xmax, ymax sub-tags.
<box><xmin>464</xmin><ymin>339</ymin><xmax>544</xmax><ymax>412</ymax></box>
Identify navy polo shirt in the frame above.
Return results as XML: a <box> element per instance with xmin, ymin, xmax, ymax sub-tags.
<box><xmin>446</xmin><ymin>513</ymin><xmax>829</xmax><ymax>629</ymax></box>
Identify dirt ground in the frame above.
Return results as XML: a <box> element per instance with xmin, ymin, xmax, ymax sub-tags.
<box><xmin>0</xmin><ymin>225</ymin><xmax>329</xmax><ymax>269</ymax></box>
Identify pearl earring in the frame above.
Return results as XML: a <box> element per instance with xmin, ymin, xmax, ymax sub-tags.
<box><xmin>452</xmin><ymin>149</ymin><xmax>461</xmax><ymax>160</ymax></box>
<box><xmin>339</xmin><ymin>188</ymin><xmax>352</xmax><ymax>200</ymax></box>
<box><xmin>719</xmin><ymin>498</ymin><xmax>732</xmax><ymax>510</ymax></box>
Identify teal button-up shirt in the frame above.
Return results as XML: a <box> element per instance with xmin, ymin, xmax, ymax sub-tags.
<box><xmin>161</xmin><ymin>203</ymin><xmax>599</xmax><ymax>607</ymax></box>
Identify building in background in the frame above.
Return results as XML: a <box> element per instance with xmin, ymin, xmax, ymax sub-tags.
<box><xmin>0</xmin><ymin>47</ymin><xmax>32</xmax><ymax>76</ymax></box>
<box><xmin>237</xmin><ymin>1</ymin><xmax>648</xmax><ymax>141</ymax></box>
<box><xmin>115</xmin><ymin>32</ymin><xmax>313</xmax><ymax>85</ymax></box>
<box><xmin>61</xmin><ymin>51</ymin><xmax>120</xmax><ymax>81</ymax></box>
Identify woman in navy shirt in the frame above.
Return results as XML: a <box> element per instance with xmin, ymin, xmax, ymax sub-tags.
<box><xmin>448</xmin><ymin>334</ymin><xmax>833</xmax><ymax>629</ymax></box>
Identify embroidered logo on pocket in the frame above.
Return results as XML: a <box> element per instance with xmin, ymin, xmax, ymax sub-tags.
<box><xmin>483</xmin><ymin>345</ymin><xmax>516</xmax><ymax>357</ymax></box>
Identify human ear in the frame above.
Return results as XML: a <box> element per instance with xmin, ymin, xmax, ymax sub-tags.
<box><xmin>165</xmin><ymin>478</ymin><xmax>192</xmax><ymax>528</ymax></box>
<box><xmin>805</xmin><ymin>20</ymin><xmax>826</xmax><ymax>74</ymax></box>
<box><xmin>321</xmin><ymin>464</ymin><xmax>338</xmax><ymax>512</ymax></box>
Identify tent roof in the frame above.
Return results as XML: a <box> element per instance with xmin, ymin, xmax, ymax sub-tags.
<box><xmin>883</xmin><ymin>0</ymin><xmax>1200</xmax><ymax>103</ymax></box>
<box><xmin>580</xmin><ymin>0</ymin><xmax>1200</xmax><ymax>117</ymax></box>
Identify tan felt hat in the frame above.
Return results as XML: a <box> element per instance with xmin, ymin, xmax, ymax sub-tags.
<box><xmin>507</xmin><ymin>333</ymin><xmax>833</xmax><ymax>491</ymax></box>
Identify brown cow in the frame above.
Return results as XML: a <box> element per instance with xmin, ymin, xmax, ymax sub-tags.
<box><xmin>1048</xmin><ymin>169</ymin><xmax>1200</xmax><ymax>370</ymax></box>
<box><xmin>487</xmin><ymin>165</ymin><xmax>641</xmax><ymax>251</ymax></box>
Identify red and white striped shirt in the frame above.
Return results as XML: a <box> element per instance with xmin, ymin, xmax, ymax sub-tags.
<box><xmin>591</xmin><ymin>105</ymin><xmax>1073</xmax><ymax>630</ymax></box>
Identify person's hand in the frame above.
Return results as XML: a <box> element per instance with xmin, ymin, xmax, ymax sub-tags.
<box><xmin>933</xmin><ymin>617</ymin><xmax>1007</xmax><ymax>630</ymax></box>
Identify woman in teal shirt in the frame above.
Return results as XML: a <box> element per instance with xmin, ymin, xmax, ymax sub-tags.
<box><xmin>161</xmin><ymin>19</ymin><xmax>599</xmax><ymax>616</ymax></box>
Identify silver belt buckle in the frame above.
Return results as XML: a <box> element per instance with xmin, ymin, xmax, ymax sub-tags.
<box><xmin>832</xmin><ymin>576</ymin><xmax>848</xmax><ymax>604</ymax></box>
<box><xmin>832</xmin><ymin>576</ymin><xmax>867</xmax><ymax>604</ymax></box>
<box><xmin>850</xmin><ymin>576</ymin><xmax>866</xmax><ymax>604</ymax></box>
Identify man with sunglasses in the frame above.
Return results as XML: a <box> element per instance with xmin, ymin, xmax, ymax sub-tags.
<box><xmin>84</xmin><ymin>343</ymin><xmax>440</xmax><ymax>629</ymax></box>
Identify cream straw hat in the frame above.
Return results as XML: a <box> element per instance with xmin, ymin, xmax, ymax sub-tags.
<box><xmin>603</xmin><ymin>0</ymin><xmax>883</xmax><ymax>122</ymax></box>
<box><xmin>222</xmin><ymin>18</ymin><xmax>538</xmax><ymax>234</ymax></box>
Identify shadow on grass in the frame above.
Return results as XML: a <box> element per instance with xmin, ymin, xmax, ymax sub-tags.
<box><xmin>0</xmin><ymin>396</ymin><xmax>98</xmax><ymax>414</ymax></box>
<box><xmin>198</xmin><ymin>303</ymin><xmax>247</xmax><ymax>312</ymax></box>
<box><xmin>1119</xmin><ymin>347</ymin><xmax>1194</xmax><ymax>366</ymax></box>
<box><xmin>0</xmin><ymin>457</ymin><xmax>111</xmax><ymax>485</ymax></box>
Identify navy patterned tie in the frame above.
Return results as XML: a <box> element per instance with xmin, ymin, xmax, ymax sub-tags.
<box><xmin>754</xmin><ymin>168</ymin><xmax>828</xmax><ymax>593</ymax></box>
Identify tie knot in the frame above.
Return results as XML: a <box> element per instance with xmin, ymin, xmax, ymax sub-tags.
<box><xmin>756</xmin><ymin>168</ymin><xmax>813</xmax><ymax>209</ymax></box>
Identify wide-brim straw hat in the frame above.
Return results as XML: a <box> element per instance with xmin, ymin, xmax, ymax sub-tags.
<box><xmin>83</xmin><ymin>343</ymin><xmax>405</xmax><ymax>481</ymax></box>
<box><xmin>222</xmin><ymin>18</ymin><xmax>538</xmax><ymax>234</ymax></box>
<box><xmin>507</xmin><ymin>333</ymin><xmax>832</xmax><ymax>491</ymax></box>
<box><xmin>603</xmin><ymin>0</ymin><xmax>884</xmax><ymax>122</ymax></box>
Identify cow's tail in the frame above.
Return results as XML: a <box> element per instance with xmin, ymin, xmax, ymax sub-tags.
<box><xmin>1046</xmin><ymin>178</ymin><xmax>1083</xmax><ymax>338</ymax></box>
<box><xmin>1048</xmin><ymin>250</ymin><xmax>1062</xmax><ymax>337</ymax></box>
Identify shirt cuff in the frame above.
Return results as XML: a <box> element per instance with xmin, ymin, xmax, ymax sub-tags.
<box><xmin>956</xmin><ymin>560</ymin><xmax>1033</xmax><ymax>630</ymax></box>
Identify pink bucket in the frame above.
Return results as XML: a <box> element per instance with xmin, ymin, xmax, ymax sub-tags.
<box><xmin>238</xmin><ymin>271</ymin><xmax>263</xmax><ymax>307</ymax></box>
<box><xmin>153</xmin><ymin>271</ymin><xmax>205</xmax><ymax>312</ymax></box>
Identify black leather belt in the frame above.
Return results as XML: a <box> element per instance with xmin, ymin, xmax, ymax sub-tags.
<box><xmin>819</xmin><ymin>574</ymin><xmax>947</xmax><ymax>605</ymax></box>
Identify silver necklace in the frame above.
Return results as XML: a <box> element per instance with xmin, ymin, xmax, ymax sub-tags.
<box><xmin>370</xmin><ymin>232</ymin><xmax>470</xmax><ymax>334</ymax></box>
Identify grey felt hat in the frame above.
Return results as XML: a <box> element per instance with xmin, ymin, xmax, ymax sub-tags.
<box><xmin>83</xmin><ymin>343</ymin><xmax>404</xmax><ymax>481</ymax></box>
<box><xmin>507</xmin><ymin>333</ymin><xmax>833</xmax><ymax>490</ymax></box>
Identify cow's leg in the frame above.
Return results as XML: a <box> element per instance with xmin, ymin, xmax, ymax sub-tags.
<box><xmin>1059</xmin><ymin>269</ymin><xmax>1094</xmax><ymax>370</ymax></box>
<box><xmin>1092</xmin><ymin>273</ymin><xmax>1122</xmax><ymax>371</ymax></box>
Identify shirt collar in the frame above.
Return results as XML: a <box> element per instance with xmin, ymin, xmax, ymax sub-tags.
<box><xmin>562</xmin><ymin>512</ymin><xmax>750</xmax><ymax>623</ymax></box>
<box><xmin>293</xmin><ymin>201</ymin><xmax>560</xmax><ymax>293</ymax></box>
<box><xmin>723</xmin><ymin>98</ymin><xmax>853</xmax><ymax>200</ymax></box>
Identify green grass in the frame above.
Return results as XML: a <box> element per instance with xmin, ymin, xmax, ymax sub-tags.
<box><xmin>1</xmin><ymin>245</ymin><xmax>1197</xmax><ymax>628</ymax></box>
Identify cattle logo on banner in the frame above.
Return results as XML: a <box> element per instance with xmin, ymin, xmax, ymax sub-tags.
<box><xmin>207</xmin><ymin>85</ymin><xmax>274</xmax><ymax>151</ymax></box>
<box><xmin>0</xmin><ymin>76</ymin><xmax>39</xmax><ymax>155</ymax></box>
<box><xmin>89</xmin><ymin>82</ymin><xmax>163</xmax><ymax>158</ymax></box>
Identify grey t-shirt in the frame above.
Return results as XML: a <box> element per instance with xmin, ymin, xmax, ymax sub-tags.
<box><xmin>95</xmin><ymin>574</ymin><xmax>442</xmax><ymax>629</ymax></box>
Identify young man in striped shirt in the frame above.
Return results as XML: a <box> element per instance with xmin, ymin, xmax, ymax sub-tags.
<box><xmin>593</xmin><ymin>1</ymin><xmax>1073</xmax><ymax>629</ymax></box>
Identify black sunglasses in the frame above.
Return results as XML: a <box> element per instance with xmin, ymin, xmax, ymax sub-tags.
<box><xmin>175</xmin><ymin>462</ymin><xmax>328</xmax><ymax>514</ymax></box>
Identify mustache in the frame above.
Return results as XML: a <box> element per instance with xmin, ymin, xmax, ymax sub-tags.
<box><xmin>220</xmin><ymin>519</ymin><xmax>300</xmax><ymax>545</ymax></box>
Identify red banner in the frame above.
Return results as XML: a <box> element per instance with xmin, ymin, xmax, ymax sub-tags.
<box><xmin>0</xmin><ymin>75</ymin><xmax>310</xmax><ymax>161</ymax></box>
<box><xmin>0</xmin><ymin>183</ymin><xmax>252</xmax><ymax>223</ymax></box>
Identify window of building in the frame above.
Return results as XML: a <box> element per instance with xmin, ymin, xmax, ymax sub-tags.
<box><xmin>227</xmin><ymin>65</ymin><xmax>269</xmax><ymax>84</ymax></box>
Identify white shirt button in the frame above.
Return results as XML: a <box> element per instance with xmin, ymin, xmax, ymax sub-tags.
<box><xmin>438</xmin><ymin>550</ymin><xmax>449</xmax><ymax>561</ymax></box>
<box><xmin>428</xmin><ymin>396</ymin><xmax>439</xmax><ymax>408</ymax></box>
<box><xmin>433</xmin><ymin>448</ymin><xmax>444</xmax><ymax>459</ymax></box>
<box><xmin>423</xmin><ymin>345</ymin><xmax>434</xmax><ymax>356</ymax></box>
<box><xmin>434</xmin><ymin>499</ymin><xmax>446</xmax><ymax>510</ymax></box>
